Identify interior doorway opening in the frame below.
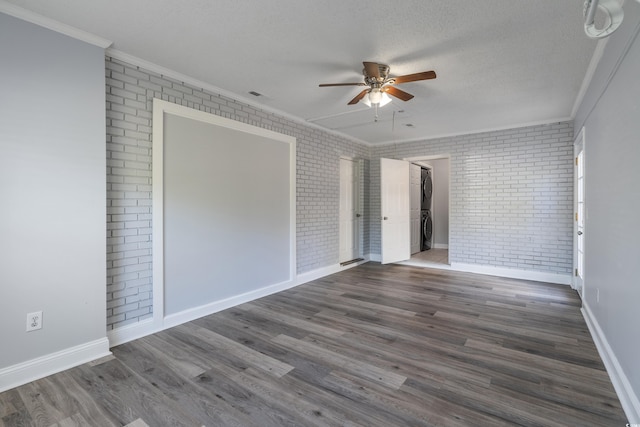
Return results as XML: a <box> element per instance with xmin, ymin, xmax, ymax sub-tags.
<box><xmin>339</xmin><ymin>157</ymin><xmax>363</xmax><ymax>265</ymax></box>
<box><xmin>404</xmin><ymin>154</ymin><xmax>450</xmax><ymax>269</ymax></box>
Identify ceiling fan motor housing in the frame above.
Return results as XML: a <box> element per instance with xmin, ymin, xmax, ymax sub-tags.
<box><xmin>364</xmin><ymin>63</ymin><xmax>390</xmax><ymax>85</ymax></box>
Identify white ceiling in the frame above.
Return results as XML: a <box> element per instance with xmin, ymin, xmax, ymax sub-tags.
<box><xmin>4</xmin><ymin>0</ymin><xmax>598</xmax><ymax>145</ymax></box>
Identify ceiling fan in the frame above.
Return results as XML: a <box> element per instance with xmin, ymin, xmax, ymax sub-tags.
<box><xmin>319</xmin><ymin>61</ymin><xmax>437</xmax><ymax>107</ymax></box>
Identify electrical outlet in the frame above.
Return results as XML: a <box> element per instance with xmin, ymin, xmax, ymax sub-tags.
<box><xmin>26</xmin><ymin>311</ymin><xmax>42</xmax><ymax>332</ymax></box>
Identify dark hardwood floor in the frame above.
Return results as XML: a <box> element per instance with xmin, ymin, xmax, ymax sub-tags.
<box><xmin>0</xmin><ymin>263</ymin><xmax>628</xmax><ymax>426</ymax></box>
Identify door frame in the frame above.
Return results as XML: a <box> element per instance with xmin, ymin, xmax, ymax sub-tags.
<box><xmin>404</xmin><ymin>154</ymin><xmax>451</xmax><ymax>261</ymax></box>
<box><xmin>151</xmin><ymin>98</ymin><xmax>296</xmax><ymax>330</ymax></box>
<box><xmin>573</xmin><ymin>128</ymin><xmax>586</xmax><ymax>296</ymax></box>
<box><xmin>339</xmin><ymin>156</ymin><xmax>363</xmax><ymax>263</ymax></box>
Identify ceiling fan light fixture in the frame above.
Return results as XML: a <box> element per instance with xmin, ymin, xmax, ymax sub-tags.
<box><xmin>379</xmin><ymin>92</ymin><xmax>392</xmax><ymax>107</ymax></box>
<box><xmin>362</xmin><ymin>89</ymin><xmax>392</xmax><ymax>108</ymax></box>
<box><xmin>368</xmin><ymin>89</ymin><xmax>382</xmax><ymax>104</ymax></box>
<box><xmin>362</xmin><ymin>94</ymin><xmax>372</xmax><ymax>107</ymax></box>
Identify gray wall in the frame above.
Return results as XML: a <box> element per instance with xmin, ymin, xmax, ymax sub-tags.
<box><xmin>162</xmin><ymin>113</ymin><xmax>293</xmax><ymax>315</ymax></box>
<box><xmin>371</xmin><ymin>122</ymin><xmax>574</xmax><ymax>275</ymax></box>
<box><xmin>0</xmin><ymin>14</ymin><xmax>107</xmax><ymax>368</ymax></box>
<box><xmin>105</xmin><ymin>56</ymin><xmax>370</xmax><ymax>330</ymax></box>
<box><xmin>427</xmin><ymin>158</ymin><xmax>450</xmax><ymax>248</ymax></box>
<box><xmin>574</xmin><ymin>0</ymin><xmax>640</xmax><ymax>415</ymax></box>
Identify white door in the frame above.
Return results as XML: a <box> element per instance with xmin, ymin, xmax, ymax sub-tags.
<box><xmin>339</xmin><ymin>158</ymin><xmax>360</xmax><ymax>263</ymax></box>
<box><xmin>573</xmin><ymin>129</ymin><xmax>585</xmax><ymax>297</ymax></box>
<box><xmin>410</xmin><ymin>164</ymin><xmax>421</xmax><ymax>254</ymax></box>
<box><xmin>381</xmin><ymin>158</ymin><xmax>411</xmax><ymax>264</ymax></box>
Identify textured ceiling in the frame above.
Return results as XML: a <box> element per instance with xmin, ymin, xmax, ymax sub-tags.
<box><xmin>4</xmin><ymin>0</ymin><xmax>597</xmax><ymax>145</ymax></box>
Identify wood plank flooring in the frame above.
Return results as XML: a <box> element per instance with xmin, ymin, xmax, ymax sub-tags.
<box><xmin>0</xmin><ymin>263</ymin><xmax>628</xmax><ymax>426</ymax></box>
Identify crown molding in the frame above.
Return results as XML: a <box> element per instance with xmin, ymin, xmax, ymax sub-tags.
<box><xmin>571</xmin><ymin>38</ymin><xmax>609</xmax><ymax>119</ymax></box>
<box><xmin>372</xmin><ymin>117</ymin><xmax>574</xmax><ymax>148</ymax></box>
<box><xmin>106</xmin><ymin>48</ymin><xmax>370</xmax><ymax>148</ymax></box>
<box><xmin>0</xmin><ymin>1</ymin><xmax>112</xmax><ymax>48</ymax></box>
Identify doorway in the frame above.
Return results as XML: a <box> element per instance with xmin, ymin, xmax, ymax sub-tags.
<box><xmin>408</xmin><ymin>156</ymin><xmax>450</xmax><ymax>268</ymax></box>
<box><xmin>380</xmin><ymin>154</ymin><xmax>451</xmax><ymax>268</ymax></box>
<box><xmin>339</xmin><ymin>157</ymin><xmax>362</xmax><ymax>264</ymax></box>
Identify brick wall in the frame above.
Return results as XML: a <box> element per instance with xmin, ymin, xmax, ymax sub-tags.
<box><xmin>106</xmin><ymin>54</ymin><xmax>573</xmax><ymax>330</ymax></box>
<box><xmin>371</xmin><ymin>122</ymin><xmax>574</xmax><ymax>274</ymax></box>
<box><xmin>105</xmin><ymin>56</ymin><xmax>370</xmax><ymax>330</ymax></box>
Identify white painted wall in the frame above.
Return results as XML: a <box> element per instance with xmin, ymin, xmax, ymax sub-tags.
<box><xmin>0</xmin><ymin>13</ymin><xmax>108</xmax><ymax>376</ymax></box>
<box><xmin>573</xmin><ymin>1</ymin><xmax>640</xmax><ymax>421</ymax></box>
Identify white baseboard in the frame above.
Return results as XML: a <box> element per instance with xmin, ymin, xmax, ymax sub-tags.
<box><xmin>582</xmin><ymin>303</ymin><xmax>640</xmax><ymax>423</ymax></box>
<box><xmin>109</xmin><ymin>281</ymin><xmax>302</xmax><ymax>347</ymax></box>
<box><xmin>368</xmin><ymin>253</ymin><xmax>382</xmax><ymax>262</ymax></box>
<box><xmin>0</xmin><ymin>338</ymin><xmax>111</xmax><ymax>393</ymax></box>
<box><xmin>368</xmin><ymin>254</ymin><xmax>571</xmax><ymax>285</ymax></box>
<box><xmin>450</xmin><ymin>262</ymin><xmax>571</xmax><ymax>285</ymax></box>
<box><xmin>108</xmin><ymin>258</ymin><xmax>372</xmax><ymax>348</ymax></box>
<box><xmin>296</xmin><ymin>256</ymin><xmax>369</xmax><ymax>286</ymax></box>
<box><xmin>163</xmin><ymin>277</ymin><xmax>299</xmax><ymax>330</ymax></box>
<box><xmin>107</xmin><ymin>318</ymin><xmax>155</xmax><ymax>348</ymax></box>
<box><xmin>433</xmin><ymin>243</ymin><xmax>449</xmax><ymax>249</ymax></box>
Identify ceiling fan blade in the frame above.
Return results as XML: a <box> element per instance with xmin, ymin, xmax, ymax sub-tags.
<box><xmin>383</xmin><ymin>86</ymin><xmax>414</xmax><ymax>101</ymax></box>
<box><xmin>363</xmin><ymin>62</ymin><xmax>381</xmax><ymax>79</ymax></box>
<box><xmin>348</xmin><ymin>89</ymin><xmax>369</xmax><ymax>105</ymax></box>
<box><xmin>392</xmin><ymin>70</ymin><xmax>437</xmax><ymax>84</ymax></box>
<box><xmin>319</xmin><ymin>82</ymin><xmax>367</xmax><ymax>87</ymax></box>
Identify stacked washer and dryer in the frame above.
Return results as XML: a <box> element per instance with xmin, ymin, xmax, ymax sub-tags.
<box><xmin>421</xmin><ymin>168</ymin><xmax>433</xmax><ymax>251</ymax></box>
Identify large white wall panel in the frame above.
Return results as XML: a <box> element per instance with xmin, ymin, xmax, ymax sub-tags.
<box><xmin>160</xmin><ymin>110</ymin><xmax>295</xmax><ymax>315</ymax></box>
